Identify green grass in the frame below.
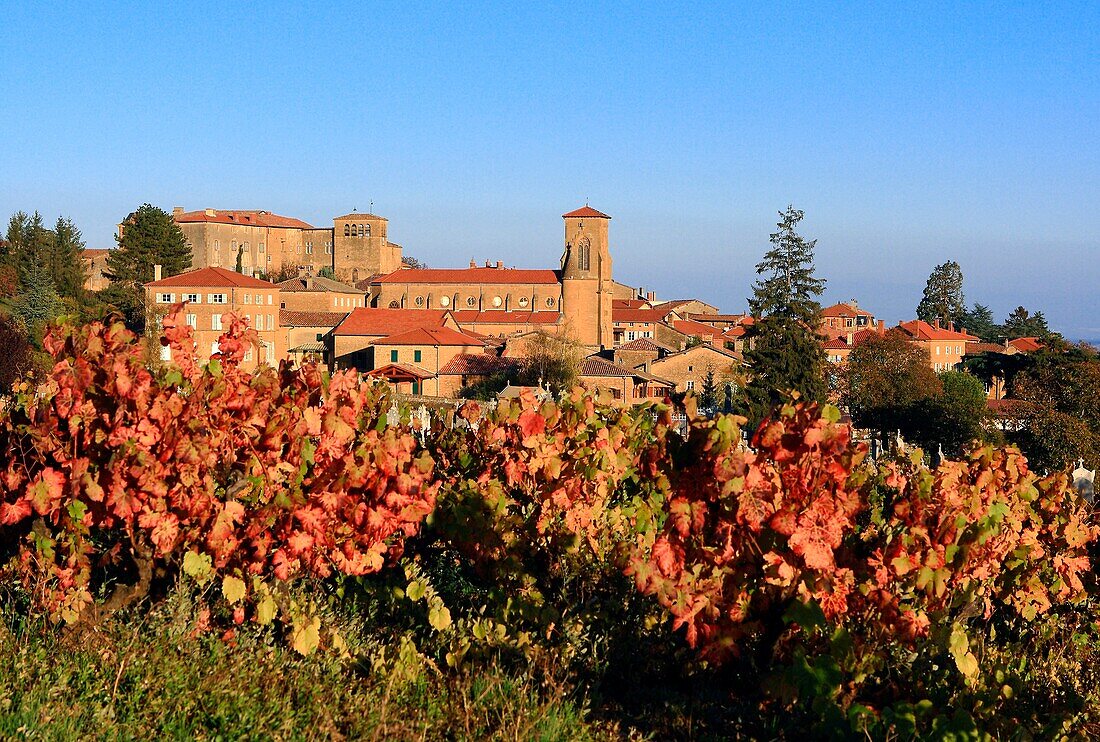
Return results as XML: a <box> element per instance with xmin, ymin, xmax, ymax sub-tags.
<box><xmin>0</xmin><ymin>593</ymin><xmax>617</xmax><ymax>741</ymax></box>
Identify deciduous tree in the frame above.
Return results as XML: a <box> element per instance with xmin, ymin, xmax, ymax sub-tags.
<box><xmin>842</xmin><ymin>331</ymin><xmax>941</xmax><ymax>441</ymax></box>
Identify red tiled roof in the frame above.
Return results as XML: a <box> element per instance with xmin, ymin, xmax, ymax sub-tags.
<box><xmin>334</xmin><ymin>212</ymin><xmax>386</xmax><ymax>221</ymax></box>
<box><xmin>277</xmin><ymin>276</ymin><xmax>361</xmax><ymax>293</ymax></box>
<box><xmin>672</xmin><ymin>319</ymin><xmax>720</xmax><ymax>338</ymax></box>
<box><xmin>613</xmin><ymin>298</ymin><xmax>650</xmax><ymax>310</ymax></box>
<box><xmin>373</xmin><ymin>267</ymin><xmax>561</xmax><ymax>285</ymax></box>
<box><xmin>823</xmin><ymin>337</ymin><xmax>850</xmax><ymax>350</ymax></box>
<box><xmin>967</xmin><ymin>342</ymin><xmax>1008</xmax><ymax>355</ymax></box>
<box><xmin>822</xmin><ymin>302</ymin><xmax>874</xmax><ymax>318</ymax></box>
<box><xmin>896</xmin><ymin>320</ymin><xmax>979</xmax><ymax>342</ymax></box>
<box><xmin>852</xmin><ymin>328</ymin><xmax>883</xmax><ymax>346</ymax></box>
<box><xmin>613</xmin><ymin>308</ymin><xmax>671</xmax><ymax>324</ymax></box>
<box><xmin>333</xmin><ymin>308</ymin><xmax>452</xmax><ymax>336</ymax></box>
<box><xmin>722</xmin><ymin>326</ymin><xmax>746</xmax><ymax>340</ymax></box>
<box><xmin>174</xmin><ymin>209</ymin><xmax>314</xmax><ymax>229</ymax></box>
<box><xmin>366</xmin><ymin>363</ymin><xmax>434</xmax><ymax>380</ymax></box>
<box><xmin>580</xmin><ymin>357</ymin><xmax>638</xmax><ymax>377</ymax></box>
<box><xmin>450</xmin><ymin>310</ymin><xmax>560</xmax><ymax>325</ymax></box>
<box><xmin>617</xmin><ymin>338</ymin><xmax>672</xmax><ymax>352</ymax></box>
<box><xmin>145</xmin><ymin>266</ymin><xmax>276</xmax><ymax>289</ymax></box>
<box><xmin>438</xmin><ymin>354</ymin><xmax>522</xmax><ymax>376</ymax></box>
<box><xmin>562</xmin><ymin>206</ymin><xmax>611</xmax><ymax>219</ymax></box>
<box><xmin>1008</xmin><ymin>337</ymin><xmax>1044</xmax><ymax>353</ymax></box>
<box><xmin>375</xmin><ymin>327</ymin><xmax>484</xmax><ymax>347</ymax></box>
<box><xmin>279</xmin><ymin>310</ymin><xmax>348</xmax><ymax>327</ymax></box>
<box><xmin>687</xmin><ymin>312</ymin><xmax>749</xmax><ymax>324</ymax></box>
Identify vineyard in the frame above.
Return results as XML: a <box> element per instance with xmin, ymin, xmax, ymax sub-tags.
<box><xmin>3</xmin><ymin>307</ymin><xmax>1100</xmax><ymax>739</ymax></box>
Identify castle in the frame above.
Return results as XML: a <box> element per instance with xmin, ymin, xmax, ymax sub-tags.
<box><xmin>167</xmin><ymin>204</ymin><xmax>618</xmax><ymax>349</ymax></box>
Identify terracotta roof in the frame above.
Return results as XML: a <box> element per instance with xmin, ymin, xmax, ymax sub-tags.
<box><xmin>650</xmin><ymin>344</ymin><xmax>743</xmax><ymax>366</ymax></box>
<box><xmin>1008</xmin><ymin>337</ymin><xmax>1044</xmax><ymax>353</ymax></box>
<box><xmin>822</xmin><ymin>302</ymin><xmax>874</xmax><ymax>318</ymax></box>
<box><xmin>277</xmin><ymin>276</ymin><xmax>362</xmax><ymax>293</ymax></box>
<box><xmin>354</xmin><ymin>275</ymin><xmax>384</xmax><ymax>291</ymax></box>
<box><xmin>373</xmin><ymin>267</ymin><xmax>561</xmax><ymax>285</ymax></box>
<box><xmin>687</xmin><ymin>312</ymin><xmax>749</xmax><ymax>324</ymax></box>
<box><xmin>334</xmin><ymin>212</ymin><xmax>386</xmax><ymax>221</ymax></box>
<box><xmin>145</xmin><ymin>266</ymin><xmax>276</xmax><ymax>289</ymax></box>
<box><xmin>613</xmin><ymin>298</ymin><xmax>651</xmax><ymax>310</ymax></box>
<box><xmin>280</xmin><ymin>310</ymin><xmax>348</xmax><ymax>327</ymax></box>
<box><xmin>333</xmin><ymin>308</ymin><xmax>452</xmax><ymax>336</ymax></box>
<box><xmin>438</xmin><ymin>354</ymin><xmax>522</xmax><ymax>376</ymax></box>
<box><xmin>967</xmin><ymin>342</ymin><xmax>1008</xmax><ymax>355</ymax></box>
<box><xmin>289</xmin><ymin>341</ymin><xmax>326</xmax><ymax>353</ymax></box>
<box><xmin>580</xmin><ymin>356</ymin><xmax>638</xmax><ymax>377</ymax></box>
<box><xmin>896</xmin><ymin>320</ymin><xmax>979</xmax><ymax>342</ymax></box>
<box><xmin>366</xmin><ymin>363</ymin><xmax>434</xmax><ymax>380</ymax></box>
<box><xmin>617</xmin><ymin>337</ymin><xmax>672</xmax><ymax>353</ymax></box>
<box><xmin>562</xmin><ymin>206</ymin><xmax>611</xmax><ymax>219</ymax></box>
<box><xmin>450</xmin><ymin>310</ymin><xmax>560</xmax><ymax>325</ymax></box>
<box><xmin>613</xmin><ymin>308</ymin><xmax>672</xmax><ymax>323</ymax></box>
<box><xmin>375</xmin><ymin>327</ymin><xmax>484</xmax><ymax>347</ymax></box>
<box><xmin>672</xmin><ymin>319</ymin><xmax>720</xmax><ymax>338</ymax></box>
<box><xmin>722</xmin><ymin>326</ymin><xmax>746</xmax><ymax>339</ymax></box>
<box><xmin>852</xmin><ymin>328</ymin><xmax>883</xmax><ymax>346</ymax></box>
<box><xmin>173</xmin><ymin>209</ymin><xmax>314</xmax><ymax>229</ymax></box>
<box><xmin>823</xmin><ymin>337</ymin><xmax>850</xmax><ymax>350</ymax></box>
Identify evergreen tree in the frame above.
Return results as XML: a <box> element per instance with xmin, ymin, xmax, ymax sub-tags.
<box><xmin>106</xmin><ymin>204</ymin><xmax>191</xmax><ymax>285</ymax></box>
<box><xmin>916</xmin><ymin>261</ymin><xmax>966</xmax><ymax>327</ymax></box>
<box><xmin>748</xmin><ymin>205</ymin><xmax>825</xmax><ymax>323</ymax></box>
<box><xmin>5</xmin><ymin>211</ymin><xmax>53</xmax><ymax>280</ymax></box>
<box><xmin>12</xmin><ymin>264</ymin><xmax>62</xmax><ymax>335</ymax></box>
<box><xmin>48</xmin><ymin>216</ymin><xmax>88</xmax><ymax>300</ymax></box>
<box><xmin>1001</xmin><ymin>306</ymin><xmax>1058</xmax><ymax>341</ymax></box>
<box><xmin>958</xmin><ymin>303</ymin><xmax>1000</xmax><ymax>342</ymax></box>
<box><xmin>742</xmin><ymin>206</ymin><xmax>827</xmax><ymax>427</ymax></box>
<box><xmin>699</xmin><ymin>367</ymin><xmax>719</xmax><ymax>409</ymax></box>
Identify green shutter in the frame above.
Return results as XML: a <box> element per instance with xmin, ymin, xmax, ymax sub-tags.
<box><xmin>390</xmin><ymin>350</ymin><xmax>398</xmax><ymax>363</ymax></box>
<box><xmin>414</xmin><ymin>350</ymin><xmax>422</xmax><ymax>363</ymax></box>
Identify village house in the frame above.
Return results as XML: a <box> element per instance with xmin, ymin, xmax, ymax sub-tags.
<box><xmin>819</xmin><ymin>301</ymin><xmax>876</xmax><ymax>338</ymax></box>
<box><xmin>280</xmin><ymin>310</ymin><xmax>348</xmax><ymax>366</ymax></box>
<box><xmin>895</xmin><ymin>320</ymin><xmax>979</xmax><ymax>372</ymax></box>
<box><xmin>330</xmin><ymin>308</ymin><xmax>460</xmax><ymax>370</ymax></box>
<box><xmin>642</xmin><ymin>344</ymin><xmax>744</xmax><ymax>396</ymax></box>
<box><xmin>277</xmin><ymin>275</ymin><xmax>366</xmax><ymax>313</ymax></box>
<box><xmin>577</xmin><ymin>356</ymin><xmax>674</xmax><ymax>406</ymax></box>
<box><xmin>144</xmin><ymin>266</ymin><xmax>282</xmax><ymax>370</ymax></box>
<box><xmin>81</xmin><ymin>248</ymin><xmax>111</xmax><ymax>291</ymax></box>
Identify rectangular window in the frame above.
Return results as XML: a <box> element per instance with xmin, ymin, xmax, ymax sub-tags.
<box><xmin>315</xmin><ymin>333</ymin><xmax>324</xmax><ymax>342</ymax></box>
<box><xmin>208</xmin><ymin>293</ymin><xmax>227</xmax><ymax>304</ymax></box>
<box><xmin>265</xmin><ymin>344</ymin><xmax>274</xmax><ymax>363</ymax></box>
<box><xmin>184</xmin><ymin>293</ymin><xmax>200</xmax><ymax>304</ymax></box>
<box><xmin>414</xmin><ymin>350</ymin><xmax>422</xmax><ymax>363</ymax></box>
<box><xmin>244</xmin><ymin>293</ymin><xmax>252</xmax><ymax>304</ymax></box>
<box><xmin>266</xmin><ymin>295</ymin><xmax>272</xmax><ymax>305</ymax></box>
<box><xmin>325</xmin><ymin>243</ymin><xmax>332</xmax><ymax>254</ymax></box>
<box><xmin>935</xmin><ymin>346</ymin><xmax>941</xmax><ymax>355</ymax></box>
<box><xmin>160</xmin><ymin>344</ymin><xmax>171</xmax><ymax>361</ymax></box>
<box><xmin>156</xmin><ymin>292</ymin><xmax>175</xmax><ymax>303</ymax></box>
<box><xmin>259</xmin><ymin>242</ymin><xmax>265</xmax><ymax>253</ymax></box>
<box><xmin>185</xmin><ymin>313</ymin><xmax>197</xmax><ymax>328</ymax></box>
<box><xmin>306</xmin><ymin>243</ymin><xmax>313</xmax><ymax>255</ymax></box>
<box><xmin>211</xmin><ymin>314</ymin><xmax>223</xmax><ymax>331</ymax></box>
<box><xmin>390</xmin><ymin>349</ymin><xmax>398</xmax><ymax>363</ymax></box>
<box><xmin>255</xmin><ymin>294</ymin><xmax>262</xmax><ymax>304</ymax></box>
<box><xmin>266</xmin><ymin>314</ymin><xmax>274</xmax><ymax>331</ymax></box>
<box><xmin>686</xmin><ymin>380</ymin><xmax>695</xmax><ymax>390</ymax></box>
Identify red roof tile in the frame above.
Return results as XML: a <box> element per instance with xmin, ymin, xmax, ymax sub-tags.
<box><xmin>334</xmin><ymin>212</ymin><xmax>386</xmax><ymax>221</ymax></box>
<box><xmin>613</xmin><ymin>298</ymin><xmax>650</xmax><ymax>310</ymax></box>
<box><xmin>613</xmin><ymin>308</ymin><xmax>672</xmax><ymax>323</ymax></box>
<box><xmin>146</xmin><ymin>266</ymin><xmax>276</xmax><ymax>289</ymax></box>
<box><xmin>174</xmin><ymin>209</ymin><xmax>314</xmax><ymax>229</ymax></box>
<box><xmin>373</xmin><ymin>267</ymin><xmax>561</xmax><ymax>285</ymax></box>
<box><xmin>450</xmin><ymin>310</ymin><xmax>560</xmax><ymax>325</ymax></box>
<box><xmin>896</xmin><ymin>320</ymin><xmax>979</xmax><ymax>342</ymax></box>
<box><xmin>277</xmin><ymin>276</ymin><xmax>361</xmax><ymax>293</ymax></box>
<box><xmin>375</xmin><ymin>327</ymin><xmax>484</xmax><ymax>347</ymax></box>
<box><xmin>438</xmin><ymin>354</ymin><xmax>522</xmax><ymax>375</ymax></box>
<box><xmin>822</xmin><ymin>302</ymin><xmax>874</xmax><ymax>318</ymax></box>
<box><xmin>333</xmin><ymin>308</ymin><xmax>452</xmax><ymax>336</ymax></box>
<box><xmin>617</xmin><ymin>338</ymin><xmax>672</xmax><ymax>352</ymax></box>
<box><xmin>580</xmin><ymin>357</ymin><xmax>638</xmax><ymax>377</ymax></box>
<box><xmin>280</xmin><ymin>310</ymin><xmax>348</xmax><ymax>327</ymax></box>
<box><xmin>366</xmin><ymin>363</ymin><xmax>434</xmax><ymax>380</ymax></box>
<box><xmin>1008</xmin><ymin>337</ymin><xmax>1044</xmax><ymax>353</ymax></box>
<box><xmin>672</xmin><ymin>319</ymin><xmax>720</xmax><ymax>338</ymax></box>
<box><xmin>722</xmin><ymin>326</ymin><xmax>746</xmax><ymax>339</ymax></box>
<box><xmin>823</xmin><ymin>337</ymin><xmax>850</xmax><ymax>350</ymax></box>
<box><xmin>562</xmin><ymin>206</ymin><xmax>611</xmax><ymax>219</ymax></box>
<box><xmin>687</xmin><ymin>312</ymin><xmax>749</xmax><ymax>324</ymax></box>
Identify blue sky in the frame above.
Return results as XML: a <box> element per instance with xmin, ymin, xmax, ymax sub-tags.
<box><xmin>1</xmin><ymin>2</ymin><xmax>1097</xmax><ymax>337</ymax></box>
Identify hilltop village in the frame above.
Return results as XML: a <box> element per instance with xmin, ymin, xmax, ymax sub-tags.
<box><xmin>79</xmin><ymin>204</ymin><xmax>1047</xmax><ymax>408</ymax></box>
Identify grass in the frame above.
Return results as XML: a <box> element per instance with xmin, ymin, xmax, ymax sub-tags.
<box><xmin>0</xmin><ymin>589</ymin><xmax>618</xmax><ymax>741</ymax></box>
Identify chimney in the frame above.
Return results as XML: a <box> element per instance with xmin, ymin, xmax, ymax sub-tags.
<box><xmin>961</xmin><ymin>327</ymin><xmax>967</xmax><ymax>336</ymax></box>
<box><xmin>304</xmin><ymin>276</ymin><xmax>313</xmax><ymax>290</ymax></box>
<box><xmin>877</xmin><ymin>319</ymin><xmax>885</xmax><ymax>333</ymax></box>
<box><xmin>934</xmin><ymin>319</ymin><xmax>940</xmax><ymax>329</ymax></box>
<box><xmin>847</xmin><ymin>332</ymin><xmax>854</xmax><ymax>345</ymax></box>
<box><xmin>484</xmin><ymin>260</ymin><xmax>491</xmax><ymax>268</ymax></box>
<box><xmin>154</xmin><ymin>264</ymin><xmax>162</xmax><ymax>282</ymax></box>
<box><xmin>204</xmin><ymin>208</ymin><xmax>216</xmax><ymax>217</ymax></box>
<box><xmin>647</xmin><ymin>291</ymin><xmax>655</xmax><ymax>301</ymax></box>
<box><xmin>496</xmin><ymin>260</ymin><xmax>503</xmax><ymax>269</ymax></box>
<box><xmin>470</xmin><ymin>259</ymin><xmax>477</xmax><ymax>268</ymax></box>
<box><xmin>172</xmin><ymin>206</ymin><xmax>183</xmax><ymax>217</ymax></box>
<box><xmin>850</xmin><ymin>299</ymin><xmax>858</xmax><ymax>308</ymax></box>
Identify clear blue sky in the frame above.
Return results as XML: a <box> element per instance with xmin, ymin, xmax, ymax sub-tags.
<box><xmin>2</xmin><ymin>2</ymin><xmax>1097</xmax><ymax>338</ymax></box>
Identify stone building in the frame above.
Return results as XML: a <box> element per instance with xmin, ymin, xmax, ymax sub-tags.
<box><xmin>276</xmin><ymin>275</ymin><xmax>366</xmax><ymax>313</ymax></box>
<box><xmin>144</xmin><ymin>266</ymin><xmax>282</xmax><ymax>370</ymax></box>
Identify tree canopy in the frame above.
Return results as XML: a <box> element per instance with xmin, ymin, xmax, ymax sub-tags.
<box><xmin>916</xmin><ymin>261</ymin><xmax>966</xmax><ymax>327</ymax></box>
<box><xmin>842</xmin><ymin>331</ymin><xmax>941</xmax><ymax>440</ymax></box>
<box><xmin>748</xmin><ymin>205</ymin><xmax>825</xmax><ymax>323</ymax></box>
<box><xmin>106</xmin><ymin>204</ymin><xmax>191</xmax><ymax>286</ymax></box>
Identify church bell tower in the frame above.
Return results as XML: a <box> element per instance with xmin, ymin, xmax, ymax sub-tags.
<box><xmin>560</xmin><ymin>205</ymin><xmax>613</xmax><ymax>349</ymax></box>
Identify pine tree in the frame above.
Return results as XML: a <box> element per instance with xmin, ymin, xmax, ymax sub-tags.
<box><xmin>699</xmin><ymin>367</ymin><xmax>719</xmax><ymax>409</ymax></box>
<box><xmin>749</xmin><ymin>205</ymin><xmax>825</xmax><ymax>323</ymax></box>
<box><xmin>916</xmin><ymin>261</ymin><xmax>966</xmax><ymax>327</ymax></box>
<box><xmin>12</xmin><ymin>263</ymin><xmax>62</xmax><ymax>334</ymax></box>
<box><xmin>48</xmin><ymin>216</ymin><xmax>88</xmax><ymax>300</ymax></box>
<box><xmin>1002</xmin><ymin>306</ymin><xmax>1056</xmax><ymax>341</ymax></box>
<box><xmin>106</xmin><ymin>204</ymin><xmax>191</xmax><ymax>285</ymax></box>
<box><xmin>5</xmin><ymin>211</ymin><xmax>53</xmax><ymax>280</ymax></box>
<box><xmin>743</xmin><ymin>206</ymin><xmax>827</xmax><ymax>427</ymax></box>
<box><xmin>958</xmin><ymin>303</ymin><xmax>999</xmax><ymax>342</ymax></box>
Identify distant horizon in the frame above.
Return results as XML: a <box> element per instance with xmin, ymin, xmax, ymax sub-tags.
<box><xmin>2</xmin><ymin>2</ymin><xmax>1096</xmax><ymax>339</ymax></box>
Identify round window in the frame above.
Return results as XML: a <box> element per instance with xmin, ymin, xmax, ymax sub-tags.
<box><xmin>415</xmin><ymin>296</ymin><xmax>424</xmax><ymax>307</ymax></box>
<box><xmin>492</xmin><ymin>296</ymin><xmax>503</xmax><ymax>308</ymax></box>
<box><xmin>466</xmin><ymin>296</ymin><xmax>476</xmax><ymax>307</ymax></box>
<box><xmin>545</xmin><ymin>297</ymin><xmax>555</xmax><ymax>308</ymax></box>
<box><xmin>518</xmin><ymin>296</ymin><xmax>529</xmax><ymax>308</ymax></box>
<box><xmin>439</xmin><ymin>295</ymin><xmax>450</xmax><ymax>307</ymax></box>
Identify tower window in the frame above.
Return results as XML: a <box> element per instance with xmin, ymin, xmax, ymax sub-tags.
<box><xmin>357</xmin><ymin>224</ymin><xmax>365</xmax><ymax>237</ymax></box>
<box><xmin>344</xmin><ymin>224</ymin><xmax>350</xmax><ymax>236</ymax></box>
<box><xmin>364</xmin><ymin>224</ymin><xmax>371</xmax><ymax>237</ymax></box>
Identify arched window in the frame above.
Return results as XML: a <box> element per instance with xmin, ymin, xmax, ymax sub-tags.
<box><xmin>580</xmin><ymin>243</ymin><xmax>591</xmax><ymax>271</ymax></box>
<box><xmin>352</xmin><ymin>269</ymin><xmax>360</xmax><ymax>283</ymax></box>
<box><xmin>364</xmin><ymin>224</ymin><xmax>371</xmax><ymax>237</ymax></box>
<box><xmin>357</xmin><ymin>224</ymin><xmax>365</xmax><ymax>237</ymax></box>
<box><xmin>344</xmin><ymin>224</ymin><xmax>350</xmax><ymax>236</ymax></box>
